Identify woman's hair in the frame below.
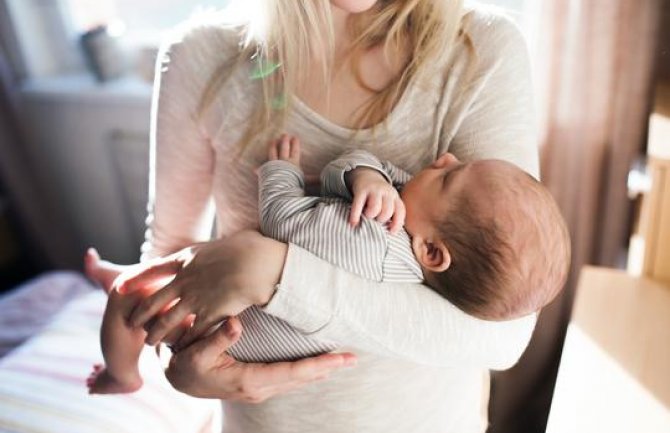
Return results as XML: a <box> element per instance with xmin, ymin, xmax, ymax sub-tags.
<box><xmin>198</xmin><ymin>0</ymin><xmax>466</xmax><ymax>152</ymax></box>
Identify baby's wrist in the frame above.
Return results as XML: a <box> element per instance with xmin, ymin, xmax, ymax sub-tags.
<box><xmin>346</xmin><ymin>167</ymin><xmax>385</xmax><ymax>190</ymax></box>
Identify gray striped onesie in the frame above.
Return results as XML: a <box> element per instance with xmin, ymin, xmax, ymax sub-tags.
<box><xmin>226</xmin><ymin>150</ymin><xmax>424</xmax><ymax>363</ymax></box>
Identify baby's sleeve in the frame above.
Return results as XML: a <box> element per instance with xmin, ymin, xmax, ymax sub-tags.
<box><xmin>257</xmin><ymin>161</ymin><xmax>320</xmax><ymax>239</ymax></box>
<box><xmin>380</xmin><ymin>161</ymin><xmax>413</xmax><ymax>189</ymax></box>
<box><xmin>320</xmin><ymin>150</ymin><xmax>393</xmax><ymax>200</ymax></box>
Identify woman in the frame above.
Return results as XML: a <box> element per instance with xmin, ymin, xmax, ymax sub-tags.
<box><xmin>120</xmin><ymin>0</ymin><xmax>539</xmax><ymax>431</ymax></box>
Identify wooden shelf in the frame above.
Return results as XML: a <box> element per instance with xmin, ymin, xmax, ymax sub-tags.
<box><xmin>547</xmin><ymin>267</ymin><xmax>670</xmax><ymax>432</ymax></box>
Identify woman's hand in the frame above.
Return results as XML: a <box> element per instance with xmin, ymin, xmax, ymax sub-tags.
<box><xmin>165</xmin><ymin>316</ymin><xmax>357</xmax><ymax>401</ymax></box>
<box><xmin>123</xmin><ymin>230</ymin><xmax>287</xmax><ymax>349</ymax></box>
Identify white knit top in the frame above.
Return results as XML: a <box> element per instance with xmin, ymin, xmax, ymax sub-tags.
<box><xmin>142</xmin><ymin>6</ymin><xmax>539</xmax><ymax>433</ymax></box>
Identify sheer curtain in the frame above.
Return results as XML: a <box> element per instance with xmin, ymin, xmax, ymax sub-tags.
<box><xmin>489</xmin><ymin>0</ymin><xmax>663</xmax><ymax>431</ymax></box>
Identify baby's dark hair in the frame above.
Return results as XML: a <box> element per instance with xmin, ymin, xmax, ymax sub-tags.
<box><xmin>424</xmin><ymin>161</ymin><xmax>571</xmax><ymax>321</ymax></box>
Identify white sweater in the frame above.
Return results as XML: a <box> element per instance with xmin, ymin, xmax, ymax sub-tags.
<box><xmin>142</xmin><ymin>6</ymin><xmax>539</xmax><ymax>433</ymax></box>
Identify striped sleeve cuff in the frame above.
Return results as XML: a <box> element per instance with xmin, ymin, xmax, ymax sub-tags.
<box><xmin>320</xmin><ymin>150</ymin><xmax>392</xmax><ymax>200</ymax></box>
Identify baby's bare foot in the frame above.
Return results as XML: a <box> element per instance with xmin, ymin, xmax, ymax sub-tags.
<box><xmin>84</xmin><ymin>249</ymin><xmax>123</xmax><ymax>294</ymax></box>
<box><xmin>86</xmin><ymin>363</ymin><xmax>142</xmax><ymax>394</ymax></box>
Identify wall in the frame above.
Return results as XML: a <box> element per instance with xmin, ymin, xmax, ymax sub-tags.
<box><xmin>19</xmin><ymin>74</ymin><xmax>152</xmax><ymax>264</ymax></box>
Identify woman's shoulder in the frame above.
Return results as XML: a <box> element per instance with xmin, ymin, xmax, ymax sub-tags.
<box><xmin>158</xmin><ymin>12</ymin><xmax>247</xmax><ymax>74</ymax></box>
<box><xmin>460</xmin><ymin>4</ymin><xmax>530</xmax><ymax>62</ymax></box>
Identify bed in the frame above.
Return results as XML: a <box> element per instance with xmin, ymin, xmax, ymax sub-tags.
<box><xmin>0</xmin><ymin>272</ymin><xmax>221</xmax><ymax>433</ymax></box>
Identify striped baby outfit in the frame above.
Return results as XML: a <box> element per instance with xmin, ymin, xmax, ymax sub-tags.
<box><xmin>226</xmin><ymin>150</ymin><xmax>424</xmax><ymax>363</ymax></box>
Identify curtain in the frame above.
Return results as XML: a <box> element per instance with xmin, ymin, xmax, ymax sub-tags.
<box><xmin>0</xmin><ymin>45</ymin><xmax>81</xmax><ymax>270</ymax></box>
<box><xmin>488</xmin><ymin>0</ymin><xmax>663</xmax><ymax>431</ymax></box>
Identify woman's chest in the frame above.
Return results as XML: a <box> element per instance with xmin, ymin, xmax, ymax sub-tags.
<box><xmin>208</xmin><ymin>121</ymin><xmax>436</xmax><ymax>232</ymax></box>
<box><xmin>295</xmin><ymin>45</ymin><xmax>410</xmax><ymax>130</ymax></box>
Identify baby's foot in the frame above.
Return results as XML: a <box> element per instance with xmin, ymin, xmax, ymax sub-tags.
<box><xmin>86</xmin><ymin>364</ymin><xmax>142</xmax><ymax>394</ymax></box>
<box><xmin>84</xmin><ymin>248</ymin><xmax>124</xmax><ymax>294</ymax></box>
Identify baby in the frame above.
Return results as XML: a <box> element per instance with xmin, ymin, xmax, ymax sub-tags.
<box><xmin>85</xmin><ymin>134</ymin><xmax>570</xmax><ymax>393</ymax></box>
<box><xmin>224</xmin><ymin>134</ymin><xmax>570</xmax><ymax>363</ymax></box>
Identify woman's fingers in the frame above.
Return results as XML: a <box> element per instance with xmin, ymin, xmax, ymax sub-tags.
<box><xmin>129</xmin><ymin>282</ymin><xmax>181</xmax><ymax>327</ymax></box>
<box><xmin>164</xmin><ymin>320</ymin><xmax>242</xmax><ymax>397</ymax></box>
<box><xmin>196</xmin><ymin>316</ymin><xmax>243</xmax><ymax>358</ymax></box>
<box><xmin>145</xmin><ymin>301</ymin><xmax>194</xmax><ymax>345</ymax></box>
<box><xmin>248</xmin><ymin>352</ymin><xmax>357</xmax><ymax>390</ymax></box>
<box><xmin>116</xmin><ymin>259</ymin><xmax>182</xmax><ymax>294</ymax></box>
<box><xmin>230</xmin><ymin>352</ymin><xmax>357</xmax><ymax>403</ymax></box>
<box><xmin>175</xmin><ymin>313</ymin><xmax>229</xmax><ymax>350</ymax></box>
<box><xmin>162</xmin><ymin>314</ymin><xmax>195</xmax><ymax>347</ymax></box>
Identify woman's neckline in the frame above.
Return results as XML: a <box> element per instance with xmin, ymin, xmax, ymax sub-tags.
<box><xmin>290</xmin><ymin>77</ymin><xmax>419</xmax><ymax>139</ymax></box>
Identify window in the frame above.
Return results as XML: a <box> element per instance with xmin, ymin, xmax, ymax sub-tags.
<box><xmin>2</xmin><ymin>0</ymin><xmax>534</xmax><ymax>80</ymax></box>
<box><xmin>65</xmin><ymin>0</ymin><xmax>230</xmax><ymax>43</ymax></box>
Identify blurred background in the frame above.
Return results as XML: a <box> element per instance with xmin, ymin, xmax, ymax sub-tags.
<box><xmin>0</xmin><ymin>0</ymin><xmax>668</xmax><ymax>432</ymax></box>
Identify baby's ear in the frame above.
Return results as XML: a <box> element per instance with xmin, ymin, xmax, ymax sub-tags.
<box><xmin>412</xmin><ymin>237</ymin><xmax>451</xmax><ymax>273</ymax></box>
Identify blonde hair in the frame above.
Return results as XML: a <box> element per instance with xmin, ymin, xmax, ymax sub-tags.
<box><xmin>198</xmin><ymin>0</ymin><xmax>466</xmax><ymax>152</ymax></box>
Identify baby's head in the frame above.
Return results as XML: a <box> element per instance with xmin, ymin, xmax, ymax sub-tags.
<box><xmin>401</xmin><ymin>154</ymin><xmax>570</xmax><ymax>320</ymax></box>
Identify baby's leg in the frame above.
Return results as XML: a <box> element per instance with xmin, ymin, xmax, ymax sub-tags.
<box><xmin>87</xmin><ymin>289</ymin><xmax>146</xmax><ymax>394</ymax></box>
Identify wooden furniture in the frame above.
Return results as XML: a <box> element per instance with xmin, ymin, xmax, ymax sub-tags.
<box><xmin>629</xmin><ymin>84</ymin><xmax>670</xmax><ymax>285</ymax></box>
<box><xmin>639</xmin><ymin>157</ymin><xmax>670</xmax><ymax>284</ymax></box>
<box><xmin>546</xmin><ymin>266</ymin><xmax>670</xmax><ymax>432</ymax></box>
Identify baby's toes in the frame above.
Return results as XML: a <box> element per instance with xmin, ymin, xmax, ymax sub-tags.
<box><xmin>87</xmin><ymin>365</ymin><xmax>102</xmax><ymax>381</ymax></box>
<box><xmin>84</xmin><ymin>249</ymin><xmax>100</xmax><ymax>278</ymax></box>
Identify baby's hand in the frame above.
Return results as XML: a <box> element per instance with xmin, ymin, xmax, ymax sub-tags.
<box><xmin>267</xmin><ymin>134</ymin><xmax>301</xmax><ymax>168</ymax></box>
<box><xmin>348</xmin><ymin>168</ymin><xmax>406</xmax><ymax>234</ymax></box>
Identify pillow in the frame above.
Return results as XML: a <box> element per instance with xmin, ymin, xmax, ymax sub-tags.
<box><xmin>0</xmin><ymin>288</ymin><xmax>221</xmax><ymax>433</ymax></box>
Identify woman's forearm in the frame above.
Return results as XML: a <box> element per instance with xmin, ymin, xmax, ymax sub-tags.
<box><xmin>263</xmin><ymin>243</ymin><xmax>536</xmax><ymax>370</ymax></box>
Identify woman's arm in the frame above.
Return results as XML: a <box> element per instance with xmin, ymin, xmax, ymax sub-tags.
<box><xmin>265</xmin><ymin>244</ymin><xmax>536</xmax><ymax>370</ymax></box>
<box><xmin>140</xmin><ymin>25</ymin><xmax>222</xmax><ymax>261</ymax></box>
<box><xmin>266</xmin><ymin>13</ymin><xmax>540</xmax><ymax>370</ymax></box>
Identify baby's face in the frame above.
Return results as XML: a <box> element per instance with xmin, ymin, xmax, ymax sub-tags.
<box><xmin>401</xmin><ymin>155</ymin><xmax>520</xmax><ymax>238</ymax></box>
<box><xmin>400</xmin><ymin>153</ymin><xmax>469</xmax><ymax>237</ymax></box>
